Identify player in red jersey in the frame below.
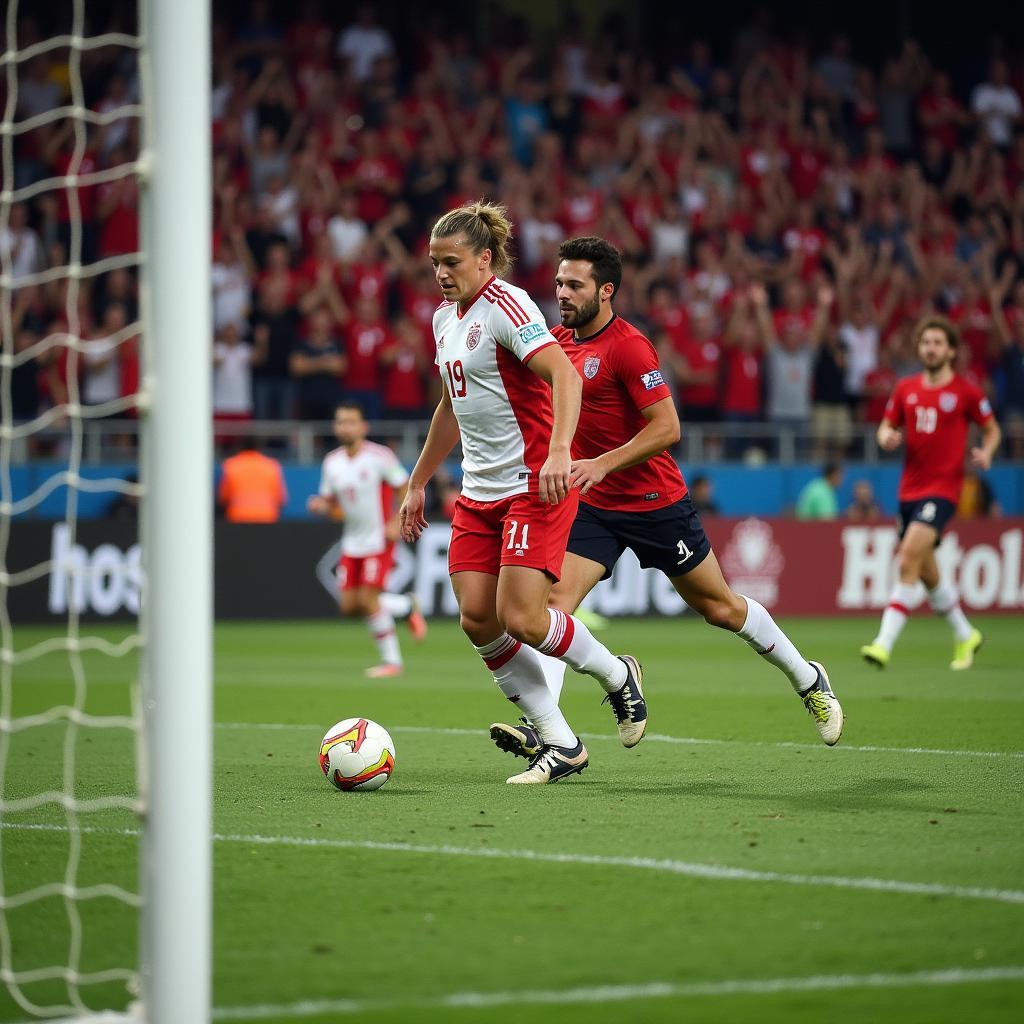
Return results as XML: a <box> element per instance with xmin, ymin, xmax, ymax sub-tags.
<box><xmin>861</xmin><ymin>316</ymin><xmax>1001</xmax><ymax>671</ymax></box>
<box><xmin>491</xmin><ymin>237</ymin><xmax>843</xmax><ymax>762</ymax></box>
<box><xmin>398</xmin><ymin>204</ymin><xmax>643</xmax><ymax>784</ymax></box>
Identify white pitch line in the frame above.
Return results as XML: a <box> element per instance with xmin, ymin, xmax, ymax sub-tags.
<box><xmin>4</xmin><ymin>822</ymin><xmax>1023</xmax><ymax>906</ymax></box>
<box><xmin>211</xmin><ymin>965</ymin><xmax>1024</xmax><ymax>1020</ymax></box>
<box><xmin>13</xmin><ymin>966</ymin><xmax>1024</xmax><ymax>1024</ymax></box>
<box><xmin>214</xmin><ymin>721</ymin><xmax>1024</xmax><ymax>760</ymax></box>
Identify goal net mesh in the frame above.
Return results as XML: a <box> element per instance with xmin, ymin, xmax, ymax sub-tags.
<box><xmin>1</xmin><ymin>0</ymin><xmax>147</xmax><ymax>1017</ymax></box>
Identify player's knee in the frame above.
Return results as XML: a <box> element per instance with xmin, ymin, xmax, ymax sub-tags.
<box><xmin>702</xmin><ymin>598</ymin><xmax>737</xmax><ymax>631</ymax></box>
<box><xmin>898</xmin><ymin>548</ymin><xmax>923</xmax><ymax>578</ymax></box>
<box><xmin>459</xmin><ymin>607</ymin><xmax>494</xmax><ymax>645</ymax></box>
<box><xmin>696</xmin><ymin>589</ymin><xmax>746</xmax><ymax>631</ymax></box>
<box><xmin>500</xmin><ymin>608</ymin><xmax>546</xmax><ymax>648</ymax></box>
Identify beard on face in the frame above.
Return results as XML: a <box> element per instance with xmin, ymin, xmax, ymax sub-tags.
<box><xmin>921</xmin><ymin>348</ymin><xmax>951</xmax><ymax>370</ymax></box>
<box><xmin>560</xmin><ymin>293</ymin><xmax>601</xmax><ymax>328</ymax></box>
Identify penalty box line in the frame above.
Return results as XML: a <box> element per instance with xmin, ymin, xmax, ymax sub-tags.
<box><xmin>210</xmin><ymin>965</ymin><xmax>1024</xmax><ymax>1019</ymax></box>
<box><xmin>216</xmin><ymin>721</ymin><xmax>1024</xmax><ymax>760</ymax></box>
<box><xmin>4</xmin><ymin>821</ymin><xmax>1024</xmax><ymax>906</ymax></box>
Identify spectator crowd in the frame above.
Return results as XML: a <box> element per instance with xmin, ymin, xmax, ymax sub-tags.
<box><xmin>3</xmin><ymin>2</ymin><xmax>1024</xmax><ymax>459</ymax></box>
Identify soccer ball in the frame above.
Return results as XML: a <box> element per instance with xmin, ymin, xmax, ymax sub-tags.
<box><xmin>319</xmin><ymin>718</ymin><xmax>396</xmax><ymax>792</ymax></box>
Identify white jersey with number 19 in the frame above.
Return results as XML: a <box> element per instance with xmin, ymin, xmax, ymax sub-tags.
<box><xmin>433</xmin><ymin>275</ymin><xmax>557</xmax><ymax>501</ymax></box>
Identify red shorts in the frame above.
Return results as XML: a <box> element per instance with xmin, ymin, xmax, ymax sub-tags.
<box><xmin>448</xmin><ymin>491</ymin><xmax>579</xmax><ymax>581</ymax></box>
<box><xmin>338</xmin><ymin>545</ymin><xmax>394</xmax><ymax>591</ymax></box>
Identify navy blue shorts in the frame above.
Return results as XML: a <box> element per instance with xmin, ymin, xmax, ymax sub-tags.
<box><xmin>566</xmin><ymin>494</ymin><xmax>712</xmax><ymax>581</ymax></box>
<box><xmin>897</xmin><ymin>497</ymin><xmax>956</xmax><ymax>545</ymax></box>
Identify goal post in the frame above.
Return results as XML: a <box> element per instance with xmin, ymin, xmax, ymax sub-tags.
<box><xmin>138</xmin><ymin>0</ymin><xmax>212</xmax><ymax>1021</ymax></box>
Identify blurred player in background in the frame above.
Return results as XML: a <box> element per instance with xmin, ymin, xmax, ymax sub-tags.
<box><xmin>861</xmin><ymin>317</ymin><xmax>1000</xmax><ymax>670</ymax></box>
<box><xmin>399</xmin><ymin>202</ymin><xmax>643</xmax><ymax>785</ymax></box>
<box><xmin>308</xmin><ymin>402</ymin><xmax>426</xmax><ymax>678</ymax></box>
<box><xmin>491</xmin><ymin>237</ymin><xmax>843</xmax><ymax>762</ymax></box>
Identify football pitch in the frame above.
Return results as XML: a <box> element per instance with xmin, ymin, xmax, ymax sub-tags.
<box><xmin>2</xmin><ymin>614</ymin><xmax>1023</xmax><ymax>1023</ymax></box>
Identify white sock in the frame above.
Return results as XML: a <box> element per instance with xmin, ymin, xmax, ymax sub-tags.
<box><xmin>535</xmin><ymin>608</ymin><xmax>627</xmax><ymax>693</ymax></box>
<box><xmin>366</xmin><ymin>609</ymin><xmax>401</xmax><ymax>666</ymax></box>
<box><xmin>736</xmin><ymin>596</ymin><xmax>817</xmax><ymax>693</ymax></box>
<box><xmin>875</xmin><ymin>582</ymin><xmax>918</xmax><ymax>652</ymax></box>
<box><xmin>378</xmin><ymin>592</ymin><xmax>413</xmax><ymax>618</ymax></box>
<box><xmin>475</xmin><ymin>634</ymin><xmax>576</xmax><ymax>747</ymax></box>
<box><xmin>539</xmin><ymin>653</ymin><xmax>567</xmax><ymax>702</ymax></box>
<box><xmin>927</xmin><ymin>583</ymin><xmax>973</xmax><ymax>642</ymax></box>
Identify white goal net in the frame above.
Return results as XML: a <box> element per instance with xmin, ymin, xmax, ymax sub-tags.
<box><xmin>0</xmin><ymin>0</ymin><xmax>211</xmax><ymax>1020</ymax></box>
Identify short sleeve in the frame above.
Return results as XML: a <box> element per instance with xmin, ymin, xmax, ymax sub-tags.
<box><xmin>968</xmin><ymin>384</ymin><xmax>994</xmax><ymax>426</ymax></box>
<box><xmin>382</xmin><ymin>452</ymin><xmax>410</xmax><ymax>488</ymax></box>
<box><xmin>611</xmin><ymin>333</ymin><xmax>673</xmax><ymax>410</ymax></box>
<box><xmin>883</xmin><ymin>385</ymin><xmax>903</xmax><ymax>426</ymax></box>
<box><xmin>432</xmin><ymin>306</ymin><xmax>446</xmax><ymax>366</ymax></box>
<box><xmin>489</xmin><ymin>289</ymin><xmax>556</xmax><ymax>364</ymax></box>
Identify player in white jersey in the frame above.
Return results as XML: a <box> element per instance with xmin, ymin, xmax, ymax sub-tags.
<box><xmin>399</xmin><ymin>201</ymin><xmax>643</xmax><ymax>785</ymax></box>
<box><xmin>309</xmin><ymin>403</ymin><xmax>427</xmax><ymax>678</ymax></box>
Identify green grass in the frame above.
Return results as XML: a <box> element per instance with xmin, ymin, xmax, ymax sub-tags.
<box><xmin>2</xmin><ymin>614</ymin><xmax>1023</xmax><ymax>1023</ymax></box>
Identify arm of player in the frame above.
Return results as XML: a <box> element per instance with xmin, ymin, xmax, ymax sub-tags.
<box><xmin>750</xmin><ymin>284</ymin><xmax>780</xmax><ymax>347</ymax></box>
<box><xmin>570</xmin><ymin>396</ymin><xmax>681</xmax><ymax>496</ymax></box>
<box><xmin>400</xmin><ymin>389</ymin><xmax>461</xmax><ymax>542</ymax></box>
<box><xmin>306</xmin><ymin>494</ymin><xmax>341</xmax><ymax>519</ymax></box>
<box><xmin>386</xmin><ymin>481</ymin><xmax>409</xmax><ymax>541</ymax></box>
<box><xmin>877</xmin><ymin>419</ymin><xmax>903</xmax><ymax>451</ymax></box>
<box><xmin>971</xmin><ymin>417</ymin><xmax>1002</xmax><ymax>470</ymax></box>
<box><xmin>525</xmin><ymin>343</ymin><xmax>582</xmax><ymax>505</ymax></box>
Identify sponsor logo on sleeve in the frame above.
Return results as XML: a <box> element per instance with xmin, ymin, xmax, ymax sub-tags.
<box><xmin>980</xmin><ymin>397</ymin><xmax>992</xmax><ymax>416</ymax></box>
<box><xmin>518</xmin><ymin>323</ymin><xmax>547</xmax><ymax>344</ymax></box>
<box><xmin>640</xmin><ymin>369</ymin><xmax>665</xmax><ymax>390</ymax></box>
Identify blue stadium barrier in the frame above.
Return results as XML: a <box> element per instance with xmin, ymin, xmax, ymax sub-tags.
<box><xmin>8</xmin><ymin>462</ymin><xmax>1024</xmax><ymax>519</ymax></box>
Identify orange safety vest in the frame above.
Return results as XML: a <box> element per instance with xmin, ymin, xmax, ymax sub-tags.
<box><xmin>218</xmin><ymin>451</ymin><xmax>287</xmax><ymax>523</ymax></box>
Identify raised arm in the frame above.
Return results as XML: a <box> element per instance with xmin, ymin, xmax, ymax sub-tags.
<box><xmin>750</xmin><ymin>283</ymin><xmax>779</xmax><ymax>346</ymax></box>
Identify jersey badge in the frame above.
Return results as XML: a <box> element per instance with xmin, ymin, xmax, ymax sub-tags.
<box><xmin>939</xmin><ymin>392</ymin><xmax>957</xmax><ymax>412</ymax></box>
<box><xmin>437</xmin><ymin>335</ymin><xmax>445</xmax><ymax>351</ymax></box>
<box><xmin>467</xmin><ymin>323</ymin><xmax>482</xmax><ymax>350</ymax></box>
<box><xmin>583</xmin><ymin>354</ymin><xmax>601</xmax><ymax>379</ymax></box>
<box><xmin>907</xmin><ymin>393</ymin><xmax>918</xmax><ymax>404</ymax></box>
<box><xmin>518</xmin><ymin>322</ymin><xmax>546</xmax><ymax>344</ymax></box>
<box><xmin>641</xmin><ymin>369</ymin><xmax>665</xmax><ymax>390</ymax></box>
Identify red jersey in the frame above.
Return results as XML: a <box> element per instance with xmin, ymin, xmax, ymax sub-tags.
<box><xmin>675</xmin><ymin>336</ymin><xmax>722</xmax><ymax>409</ymax></box>
<box><xmin>862</xmin><ymin>365</ymin><xmax>897</xmax><ymax>423</ymax></box>
<box><xmin>721</xmin><ymin>349</ymin><xmax>762</xmax><ymax>415</ymax></box>
<box><xmin>381</xmin><ymin>341</ymin><xmax>427</xmax><ymax>411</ymax></box>
<box><xmin>949</xmin><ymin>300</ymin><xmax>994</xmax><ymax>370</ymax></box>
<box><xmin>555</xmin><ymin>317</ymin><xmax>686</xmax><ymax>512</ymax></box>
<box><xmin>883</xmin><ymin>373</ymin><xmax>994</xmax><ymax>503</ymax></box>
<box><xmin>789</xmin><ymin>146</ymin><xmax>825</xmax><ymax>200</ymax></box>
<box><xmin>344</xmin><ymin>321</ymin><xmax>390</xmax><ymax>391</ymax></box>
